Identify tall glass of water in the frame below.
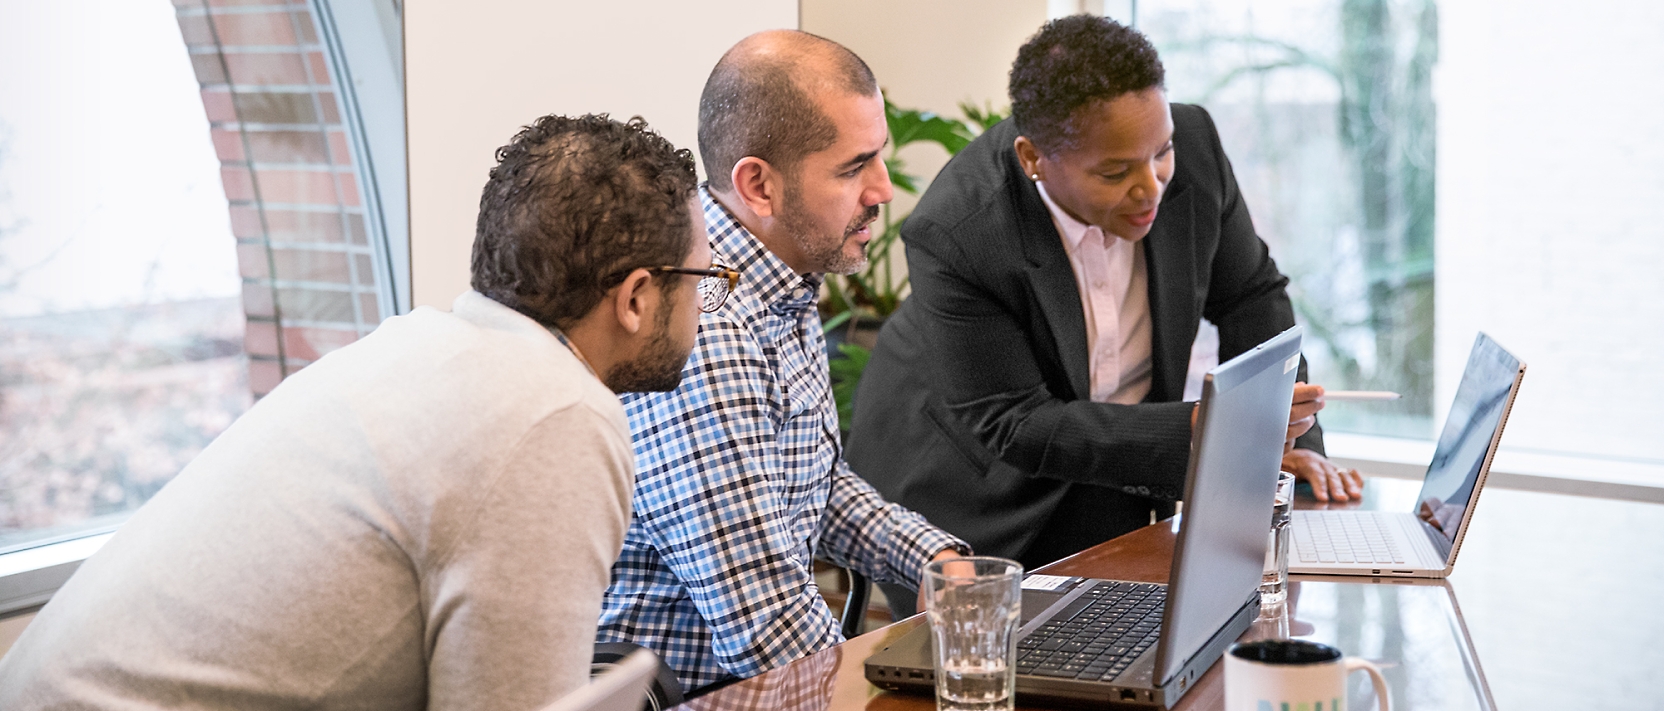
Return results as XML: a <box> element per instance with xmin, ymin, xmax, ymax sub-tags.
<box><xmin>924</xmin><ymin>556</ymin><xmax>1023</xmax><ymax>711</ymax></box>
<box><xmin>1260</xmin><ymin>471</ymin><xmax>1296</xmax><ymax>605</ymax></box>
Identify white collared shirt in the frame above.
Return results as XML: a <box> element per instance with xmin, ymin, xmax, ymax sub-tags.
<box><xmin>1036</xmin><ymin>182</ymin><xmax>1153</xmax><ymax>405</ymax></box>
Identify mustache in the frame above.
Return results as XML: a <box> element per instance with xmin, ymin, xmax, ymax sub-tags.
<box><xmin>845</xmin><ymin>204</ymin><xmax>881</xmax><ymax>236</ymax></box>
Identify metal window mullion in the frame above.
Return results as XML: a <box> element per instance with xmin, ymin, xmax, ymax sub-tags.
<box><xmin>307</xmin><ymin>0</ymin><xmax>402</xmax><ymax>326</ymax></box>
<box><xmin>286</xmin><ymin>6</ymin><xmax>367</xmax><ymax>335</ymax></box>
<box><xmin>193</xmin><ymin>0</ymin><xmax>290</xmax><ymax>379</ymax></box>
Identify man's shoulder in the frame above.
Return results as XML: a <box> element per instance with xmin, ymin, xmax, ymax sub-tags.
<box><xmin>336</xmin><ymin>298</ymin><xmax>627</xmax><ymax>458</ymax></box>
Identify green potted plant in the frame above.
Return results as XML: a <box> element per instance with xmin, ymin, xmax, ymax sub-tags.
<box><xmin>825</xmin><ymin>99</ymin><xmax>1005</xmax><ymax>431</ymax></box>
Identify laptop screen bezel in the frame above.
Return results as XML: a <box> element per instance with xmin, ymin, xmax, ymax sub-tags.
<box><xmin>1152</xmin><ymin>326</ymin><xmax>1301</xmax><ymax>686</ymax></box>
<box><xmin>1409</xmin><ymin>332</ymin><xmax>1527</xmax><ymax>568</ymax></box>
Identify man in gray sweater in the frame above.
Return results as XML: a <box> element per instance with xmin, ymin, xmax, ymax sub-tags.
<box><xmin>0</xmin><ymin>114</ymin><xmax>720</xmax><ymax>711</ymax></box>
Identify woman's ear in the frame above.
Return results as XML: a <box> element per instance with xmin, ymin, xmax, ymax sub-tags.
<box><xmin>1014</xmin><ymin>136</ymin><xmax>1043</xmax><ymax>182</ymax></box>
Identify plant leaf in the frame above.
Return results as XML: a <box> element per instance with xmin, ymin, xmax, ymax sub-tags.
<box><xmin>822</xmin><ymin>309</ymin><xmax>852</xmax><ymax>334</ymax></box>
<box><xmin>829</xmin><ymin>343</ymin><xmax>872</xmax><ymax>432</ymax></box>
<box><xmin>887</xmin><ymin>98</ymin><xmax>974</xmax><ymax>155</ymax></box>
<box><xmin>886</xmin><ymin>157</ymin><xmax>918</xmax><ymax>195</ymax></box>
<box><xmin>957</xmin><ymin>100</ymin><xmax>1010</xmax><ymax>138</ymax></box>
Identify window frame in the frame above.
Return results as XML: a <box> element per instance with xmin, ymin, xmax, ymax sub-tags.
<box><xmin>0</xmin><ymin>0</ymin><xmax>409</xmax><ymax>617</ymax></box>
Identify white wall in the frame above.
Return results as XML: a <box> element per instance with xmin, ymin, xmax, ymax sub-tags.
<box><xmin>1436</xmin><ymin>0</ymin><xmax>1664</xmax><ymax>464</ymax></box>
<box><xmin>802</xmin><ymin>0</ymin><xmax>1046</xmax><ymax>219</ymax></box>
<box><xmin>405</xmin><ymin>0</ymin><xmax>798</xmax><ymax>309</ymax></box>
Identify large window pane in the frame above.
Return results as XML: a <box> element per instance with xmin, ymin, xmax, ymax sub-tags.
<box><xmin>1433</xmin><ymin>0</ymin><xmax>1664</xmax><ymax>471</ymax></box>
<box><xmin>0</xmin><ymin>0</ymin><xmax>248</xmax><ymax>547</ymax></box>
<box><xmin>1140</xmin><ymin>0</ymin><xmax>1439</xmax><ymax>439</ymax></box>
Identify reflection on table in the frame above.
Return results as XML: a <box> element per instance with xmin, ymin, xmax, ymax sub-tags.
<box><xmin>1247</xmin><ymin>578</ymin><xmax>1495</xmax><ymax>711</ymax></box>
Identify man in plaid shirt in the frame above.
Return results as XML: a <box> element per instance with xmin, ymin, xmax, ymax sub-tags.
<box><xmin>596</xmin><ymin>31</ymin><xmax>969</xmax><ymax>693</ymax></box>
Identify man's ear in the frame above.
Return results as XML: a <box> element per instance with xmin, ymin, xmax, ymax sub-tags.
<box><xmin>1013</xmin><ymin>136</ymin><xmax>1043</xmax><ymax>182</ymax></box>
<box><xmin>611</xmin><ymin>268</ymin><xmax>654</xmax><ymax>336</ymax></box>
<box><xmin>729</xmin><ymin>157</ymin><xmax>781</xmax><ymax>219</ymax></box>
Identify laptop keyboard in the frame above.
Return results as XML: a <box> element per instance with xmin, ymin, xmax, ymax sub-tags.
<box><xmin>1015</xmin><ymin>581</ymin><xmax>1165</xmax><ymax>682</ymax></box>
<box><xmin>1294</xmin><ymin>511</ymin><xmax>1406</xmax><ymax>564</ymax></box>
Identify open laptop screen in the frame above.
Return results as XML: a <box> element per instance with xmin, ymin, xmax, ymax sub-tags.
<box><xmin>1155</xmin><ymin>327</ymin><xmax>1300</xmax><ymax>686</ymax></box>
<box><xmin>1413</xmin><ymin>332</ymin><xmax>1523</xmax><ymax>549</ymax></box>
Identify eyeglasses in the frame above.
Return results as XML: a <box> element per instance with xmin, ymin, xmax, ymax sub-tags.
<box><xmin>646</xmin><ymin>265</ymin><xmax>740</xmax><ymax>313</ymax></box>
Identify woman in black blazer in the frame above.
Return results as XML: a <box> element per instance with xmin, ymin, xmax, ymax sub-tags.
<box><xmin>846</xmin><ymin>15</ymin><xmax>1361</xmax><ymax>614</ymax></box>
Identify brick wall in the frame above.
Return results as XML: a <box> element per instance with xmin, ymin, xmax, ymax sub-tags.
<box><xmin>173</xmin><ymin>0</ymin><xmax>383</xmax><ymax>397</ymax></box>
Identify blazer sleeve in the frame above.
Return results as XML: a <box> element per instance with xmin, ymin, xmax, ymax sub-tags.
<box><xmin>901</xmin><ymin>217</ymin><xmax>1196</xmax><ymax>499</ymax></box>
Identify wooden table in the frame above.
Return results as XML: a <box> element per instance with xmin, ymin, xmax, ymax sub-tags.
<box><xmin>680</xmin><ymin>499</ymin><xmax>1496</xmax><ymax>711</ymax></box>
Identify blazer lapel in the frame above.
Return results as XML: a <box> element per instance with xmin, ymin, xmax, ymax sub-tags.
<box><xmin>1142</xmin><ymin>184</ymin><xmax>1196</xmax><ymax>402</ymax></box>
<box><xmin>1015</xmin><ymin>179</ymin><xmax>1092</xmax><ymax>401</ymax></box>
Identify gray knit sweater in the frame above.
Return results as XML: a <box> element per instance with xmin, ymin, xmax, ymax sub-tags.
<box><xmin>0</xmin><ymin>291</ymin><xmax>634</xmax><ymax>711</ymax></box>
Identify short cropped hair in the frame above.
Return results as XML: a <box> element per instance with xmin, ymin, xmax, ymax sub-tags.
<box><xmin>698</xmin><ymin>32</ymin><xmax>877</xmax><ymax>191</ymax></box>
<box><xmin>1009</xmin><ymin>15</ymin><xmax>1166</xmax><ymax>154</ymax></box>
<box><xmin>471</xmin><ymin>114</ymin><xmax>698</xmax><ymax>329</ymax></box>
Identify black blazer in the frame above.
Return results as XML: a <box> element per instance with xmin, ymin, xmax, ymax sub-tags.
<box><xmin>846</xmin><ymin>105</ymin><xmax>1323</xmax><ymax>569</ymax></box>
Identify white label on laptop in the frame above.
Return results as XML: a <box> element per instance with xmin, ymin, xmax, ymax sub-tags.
<box><xmin>1021</xmin><ymin>574</ymin><xmax>1072</xmax><ymax>591</ymax></box>
<box><xmin>1284</xmin><ymin>353</ymin><xmax>1300</xmax><ymax>373</ymax></box>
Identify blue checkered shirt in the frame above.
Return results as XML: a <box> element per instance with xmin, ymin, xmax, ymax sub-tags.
<box><xmin>597</xmin><ymin>187</ymin><xmax>967</xmax><ymax>691</ymax></box>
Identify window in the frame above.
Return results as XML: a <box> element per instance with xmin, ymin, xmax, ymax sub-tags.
<box><xmin>0</xmin><ymin>0</ymin><xmax>247</xmax><ymax>549</ymax></box>
<box><xmin>1139</xmin><ymin>0</ymin><xmax>1438</xmax><ymax>439</ymax></box>
<box><xmin>0</xmin><ymin>0</ymin><xmax>407</xmax><ymax>563</ymax></box>
<box><xmin>1129</xmin><ymin>0</ymin><xmax>1664</xmax><ymax>485</ymax></box>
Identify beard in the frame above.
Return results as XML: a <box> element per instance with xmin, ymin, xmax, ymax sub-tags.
<box><xmin>779</xmin><ymin>187</ymin><xmax>879</xmax><ymax>276</ymax></box>
<box><xmin>603</xmin><ymin>295</ymin><xmax>689</xmax><ymax>393</ymax></box>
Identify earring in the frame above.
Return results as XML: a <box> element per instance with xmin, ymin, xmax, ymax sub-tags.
<box><xmin>1030</xmin><ymin>173</ymin><xmax>1040</xmax><ymax>181</ymax></box>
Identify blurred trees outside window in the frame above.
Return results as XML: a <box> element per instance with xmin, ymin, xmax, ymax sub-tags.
<box><xmin>1142</xmin><ymin>0</ymin><xmax>1438</xmax><ymax>437</ymax></box>
<box><xmin>0</xmin><ymin>1</ymin><xmax>248</xmax><ymax>549</ymax></box>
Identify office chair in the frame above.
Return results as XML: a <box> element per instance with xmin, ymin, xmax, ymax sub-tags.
<box><xmin>840</xmin><ymin>568</ymin><xmax>871</xmax><ymax>639</ymax></box>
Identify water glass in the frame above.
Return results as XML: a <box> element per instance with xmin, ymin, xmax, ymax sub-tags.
<box><xmin>1260</xmin><ymin>471</ymin><xmax>1296</xmax><ymax>605</ymax></box>
<box><xmin>924</xmin><ymin>556</ymin><xmax>1023</xmax><ymax>711</ymax></box>
<box><xmin>1248</xmin><ymin>599</ymin><xmax>1291</xmax><ymax>641</ymax></box>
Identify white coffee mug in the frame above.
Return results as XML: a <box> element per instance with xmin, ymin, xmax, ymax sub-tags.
<box><xmin>1224</xmin><ymin>639</ymin><xmax>1389</xmax><ymax>711</ymax></box>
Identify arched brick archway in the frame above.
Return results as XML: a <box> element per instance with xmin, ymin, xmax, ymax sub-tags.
<box><xmin>172</xmin><ymin>0</ymin><xmax>385</xmax><ymax>397</ymax></box>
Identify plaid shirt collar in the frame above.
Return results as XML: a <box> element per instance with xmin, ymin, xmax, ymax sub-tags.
<box><xmin>701</xmin><ymin>185</ymin><xmax>823</xmax><ymax>317</ymax></box>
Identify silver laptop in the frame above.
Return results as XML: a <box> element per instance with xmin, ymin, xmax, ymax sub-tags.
<box><xmin>865</xmin><ymin>327</ymin><xmax>1302</xmax><ymax>708</ymax></box>
<box><xmin>1290</xmin><ymin>332</ymin><xmax>1526</xmax><ymax>579</ymax></box>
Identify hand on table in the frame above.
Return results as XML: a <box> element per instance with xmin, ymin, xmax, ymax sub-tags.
<box><xmin>1282</xmin><ymin>448</ymin><xmax>1364</xmax><ymax>503</ymax></box>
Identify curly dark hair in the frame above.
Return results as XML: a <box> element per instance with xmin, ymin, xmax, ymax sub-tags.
<box><xmin>471</xmin><ymin>114</ymin><xmax>699</xmax><ymax>329</ymax></box>
<box><xmin>1009</xmin><ymin>15</ymin><xmax>1166</xmax><ymax>155</ymax></box>
<box><xmin>698</xmin><ymin>31</ymin><xmax>876</xmax><ymax>191</ymax></box>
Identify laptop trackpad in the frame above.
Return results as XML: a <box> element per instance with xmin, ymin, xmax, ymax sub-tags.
<box><xmin>1020</xmin><ymin>589</ymin><xmax>1068</xmax><ymax>626</ymax></box>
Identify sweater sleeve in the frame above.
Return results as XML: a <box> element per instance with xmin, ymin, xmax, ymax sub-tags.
<box><xmin>422</xmin><ymin>404</ymin><xmax>634</xmax><ymax>711</ymax></box>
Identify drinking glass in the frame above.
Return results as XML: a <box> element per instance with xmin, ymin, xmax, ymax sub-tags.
<box><xmin>1260</xmin><ymin>471</ymin><xmax>1296</xmax><ymax>605</ymax></box>
<box><xmin>923</xmin><ymin>556</ymin><xmax>1023</xmax><ymax>711</ymax></box>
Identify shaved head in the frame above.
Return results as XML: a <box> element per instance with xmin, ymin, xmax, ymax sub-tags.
<box><xmin>697</xmin><ymin>30</ymin><xmax>878</xmax><ymax>191</ymax></box>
